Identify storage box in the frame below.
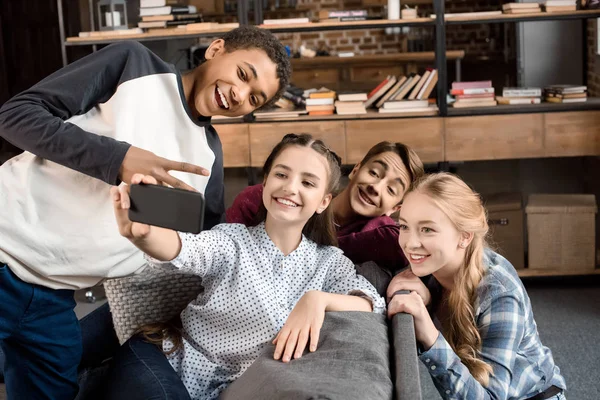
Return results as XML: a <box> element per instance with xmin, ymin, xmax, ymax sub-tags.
<box><xmin>485</xmin><ymin>193</ymin><xmax>525</xmax><ymax>269</ymax></box>
<box><xmin>526</xmin><ymin>194</ymin><xmax>597</xmax><ymax>270</ymax></box>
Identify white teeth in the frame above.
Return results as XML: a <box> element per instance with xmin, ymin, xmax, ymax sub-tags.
<box><xmin>217</xmin><ymin>86</ymin><xmax>229</xmax><ymax>109</ymax></box>
<box><xmin>277</xmin><ymin>198</ymin><xmax>297</xmax><ymax>207</ymax></box>
<box><xmin>410</xmin><ymin>254</ymin><xmax>426</xmax><ymax>260</ymax></box>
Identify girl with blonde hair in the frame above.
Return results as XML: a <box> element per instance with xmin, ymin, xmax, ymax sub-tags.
<box><xmin>387</xmin><ymin>172</ymin><xmax>566</xmax><ymax>400</ymax></box>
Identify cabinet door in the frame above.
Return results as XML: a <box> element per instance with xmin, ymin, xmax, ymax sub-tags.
<box><xmin>445</xmin><ymin>114</ymin><xmax>544</xmax><ymax>161</ymax></box>
<box><xmin>345</xmin><ymin>118</ymin><xmax>444</xmax><ymax>164</ymax></box>
<box><xmin>249</xmin><ymin>121</ymin><xmax>346</xmax><ymax>167</ymax></box>
<box><xmin>214</xmin><ymin>124</ymin><xmax>250</xmax><ymax>168</ymax></box>
<box><xmin>544</xmin><ymin>111</ymin><xmax>600</xmax><ymax>157</ymax></box>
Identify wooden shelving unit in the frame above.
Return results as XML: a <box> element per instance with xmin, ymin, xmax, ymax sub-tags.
<box><xmin>517</xmin><ymin>267</ymin><xmax>600</xmax><ymax>278</ymax></box>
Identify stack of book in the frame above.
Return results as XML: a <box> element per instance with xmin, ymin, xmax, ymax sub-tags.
<box><xmin>305</xmin><ymin>89</ymin><xmax>336</xmax><ymax>116</ymax></box>
<box><xmin>364</xmin><ymin>69</ymin><xmax>438</xmax><ymax>114</ymax></box>
<box><xmin>502</xmin><ymin>2</ymin><xmax>542</xmax><ymax>14</ymax></box>
<box><xmin>335</xmin><ymin>93</ymin><xmax>367</xmax><ymax>115</ymax></box>
<box><xmin>262</xmin><ymin>17</ymin><xmax>310</xmax><ymax>26</ymax></box>
<box><xmin>318</xmin><ymin>10</ymin><xmax>371</xmax><ymax>22</ymax></box>
<box><xmin>450</xmin><ymin>81</ymin><xmax>497</xmax><ymax>108</ymax></box>
<box><xmin>544</xmin><ymin>85</ymin><xmax>587</xmax><ymax>103</ymax></box>
<box><xmin>543</xmin><ymin>0</ymin><xmax>577</xmax><ymax>12</ymax></box>
<box><xmin>138</xmin><ymin>1</ymin><xmax>201</xmax><ymax>31</ymax></box>
<box><xmin>496</xmin><ymin>87</ymin><xmax>542</xmax><ymax>105</ymax></box>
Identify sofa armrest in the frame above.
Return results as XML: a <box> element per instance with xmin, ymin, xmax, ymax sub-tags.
<box><xmin>392</xmin><ymin>312</ymin><xmax>422</xmax><ymax>400</ymax></box>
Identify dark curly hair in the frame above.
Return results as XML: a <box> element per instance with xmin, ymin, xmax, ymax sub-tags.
<box><xmin>220</xmin><ymin>26</ymin><xmax>292</xmax><ymax>110</ymax></box>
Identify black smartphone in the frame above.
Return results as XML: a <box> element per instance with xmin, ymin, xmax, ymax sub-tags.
<box><xmin>128</xmin><ymin>184</ymin><xmax>205</xmax><ymax>234</ymax></box>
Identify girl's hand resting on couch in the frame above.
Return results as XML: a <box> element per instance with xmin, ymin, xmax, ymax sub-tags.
<box><xmin>273</xmin><ymin>291</ymin><xmax>326</xmax><ymax>363</ymax></box>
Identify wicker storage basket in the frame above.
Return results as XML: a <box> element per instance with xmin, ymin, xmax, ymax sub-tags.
<box><xmin>103</xmin><ymin>267</ymin><xmax>203</xmax><ymax>344</ymax></box>
<box><xmin>485</xmin><ymin>193</ymin><xmax>525</xmax><ymax>269</ymax></box>
<box><xmin>526</xmin><ymin>194</ymin><xmax>597</xmax><ymax>270</ymax></box>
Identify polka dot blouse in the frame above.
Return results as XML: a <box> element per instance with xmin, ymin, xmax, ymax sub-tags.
<box><xmin>146</xmin><ymin>222</ymin><xmax>385</xmax><ymax>400</ymax></box>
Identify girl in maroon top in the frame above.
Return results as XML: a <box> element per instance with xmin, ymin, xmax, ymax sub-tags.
<box><xmin>226</xmin><ymin>140</ymin><xmax>424</xmax><ymax>273</ymax></box>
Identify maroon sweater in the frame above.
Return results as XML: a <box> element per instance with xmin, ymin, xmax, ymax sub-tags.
<box><xmin>225</xmin><ymin>184</ymin><xmax>408</xmax><ymax>272</ymax></box>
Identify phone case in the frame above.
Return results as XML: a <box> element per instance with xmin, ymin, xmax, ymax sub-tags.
<box><xmin>129</xmin><ymin>184</ymin><xmax>205</xmax><ymax>234</ymax></box>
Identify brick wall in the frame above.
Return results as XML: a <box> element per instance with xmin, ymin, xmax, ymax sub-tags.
<box><xmin>206</xmin><ymin>0</ymin><xmax>510</xmax><ymax>58</ymax></box>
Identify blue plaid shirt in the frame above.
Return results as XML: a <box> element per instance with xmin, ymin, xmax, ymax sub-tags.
<box><xmin>420</xmin><ymin>250</ymin><xmax>566</xmax><ymax>400</ymax></box>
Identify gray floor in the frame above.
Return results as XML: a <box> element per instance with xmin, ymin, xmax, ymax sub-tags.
<box><xmin>1</xmin><ymin>278</ymin><xmax>599</xmax><ymax>399</ymax></box>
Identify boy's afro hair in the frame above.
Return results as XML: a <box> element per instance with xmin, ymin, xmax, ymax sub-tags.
<box><xmin>221</xmin><ymin>26</ymin><xmax>292</xmax><ymax>109</ymax></box>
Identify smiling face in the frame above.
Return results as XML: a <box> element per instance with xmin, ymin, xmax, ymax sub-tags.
<box><xmin>190</xmin><ymin>40</ymin><xmax>280</xmax><ymax>117</ymax></box>
<box><xmin>346</xmin><ymin>151</ymin><xmax>410</xmax><ymax>218</ymax></box>
<box><xmin>262</xmin><ymin>145</ymin><xmax>332</xmax><ymax>227</ymax></box>
<box><xmin>398</xmin><ymin>191</ymin><xmax>468</xmax><ymax>277</ymax></box>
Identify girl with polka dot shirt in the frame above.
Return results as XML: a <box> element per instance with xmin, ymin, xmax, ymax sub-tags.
<box><xmin>107</xmin><ymin>133</ymin><xmax>386</xmax><ymax>400</ymax></box>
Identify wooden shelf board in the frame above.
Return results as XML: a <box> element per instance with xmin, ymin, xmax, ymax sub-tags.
<box><xmin>250</xmin><ymin>108</ymin><xmax>439</xmax><ymax>123</ymax></box>
<box><xmin>445</xmin><ymin>9</ymin><xmax>600</xmax><ymax>25</ymax></box>
<box><xmin>518</xmin><ymin>268</ymin><xmax>600</xmax><ymax>278</ymax></box>
<box><xmin>291</xmin><ymin>51</ymin><xmax>465</xmax><ymax>67</ymax></box>
<box><xmin>261</xmin><ymin>18</ymin><xmax>435</xmax><ymax>32</ymax></box>
<box><xmin>447</xmin><ymin>97</ymin><xmax>600</xmax><ymax>117</ymax></box>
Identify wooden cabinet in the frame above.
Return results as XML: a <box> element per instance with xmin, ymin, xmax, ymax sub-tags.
<box><xmin>544</xmin><ymin>111</ymin><xmax>600</xmax><ymax>157</ymax></box>
<box><xmin>214</xmin><ymin>124</ymin><xmax>250</xmax><ymax>168</ymax></box>
<box><xmin>248</xmin><ymin>121</ymin><xmax>346</xmax><ymax>167</ymax></box>
<box><xmin>445</xmin><ymin>114</ymin><xmax>545</xmax><ymax>161</ymax></box>
<box><xmin>345</xmin><ymin>118</ymin><xmax>444</xmax><ymax>164</ymax></box>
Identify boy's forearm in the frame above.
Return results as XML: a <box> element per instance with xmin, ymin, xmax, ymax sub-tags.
<box><xmin>321</xmin><ymin>292</ymin><xmax>373</xmax><ymax>312</ymax></box>
<box><xmin>130</xmin><ymin>227</ymin><xmax>182</xmax><ymax>262</ymax></box>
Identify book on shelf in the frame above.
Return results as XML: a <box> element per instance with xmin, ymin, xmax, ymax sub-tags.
<box><xmin>375</xmin><ymin>76</ymin><xmax>407</xmax><ymax>108</ymax></box>
<box><xmin>183</xmin><ymin>22</ymin><xmax>239</xmax><ymax>31</ymax></box>
<box><xmin>78</xmin><ymin>28</ymin><xmax>143</xmax><ymax>37</ymax></box>
<box><xmin>408</xmin><ymin>70</ymin><xmax>431</xmax><ymax>100</ymax></box>
<box><xmin>262</xmin><ymin>18</ymin><xmax>310</xmax><ymax>25</ymax></box>
<box><xmin>547</xmin><ymin>92</ymin><xmax>587</xmax><ymax>99</ymax></box>
<box><xmin>334</xmin><ymin>100</ymin><xmax>367</xmax><ymax>115</ymax></box>
<box><xmin>455</xmin><ymin>93</ymin><xmax>495</xmax><ymax>99</ymax></box>
<box><xmin>496</xmin><ymin>96</ymin><xmax>542</xmax><ymax>105</ymax></box>
<box><xmin>390</xmin><ymin>74</ymin><xmax>419</xmax><ymax>101</ymax></box>
<box><xmin>318</xmin><ymin>10</ymin><xmax>368</xmax><ymax>19</ymax></box>
<box><xmin>452</xmin><ymin>80</ymin><xmax>492</xmax><ymax>90</ymax></box>
<box><xmin>543</xmin><ymin>5</ymin><xmax>577</xmax><ymax>12</ymax></box>
<box><xmin>453</xmin><ymin>97</ymin><xmax>497</xmax><ymax>104</ymax></box>
<box><xmin>382</xmin><ymin>99</ymin><xmax>429</xmax><ymax>110</ymax></box>
<box><xmin>450</xmin><ymin>87</ymin><xmax>495</xmax><ymax>95</ymax></box>
<box><xmin>544</xmin><ymin>84</ymin><xmax>587</xmax><ymax>94</ymax></box>
<box><xmin>545</xmin><ymin>96</ymin><xmax>587</xmax><ymax>103</ymax></box>
<box><xmin>430</xmin><ymin>11</ymin><xmax>502</xmax><ymax>19</ymax></box>
<box><xmin>452</xmin><ymin>99</ymin><xmax>498</xmax><ymax>108</ymax></box>
<box><xmin>502</xmin><ymin>87</ymin><xmax>542</xmax><ymax>97</ymax></box>
<box><xmin>139</xmin><ymin>18</ymin><xmax>202</xmax><ymax>28</ymax></box>
<box><xmin>502</xmin><ymin>3</ymin><xmax>541</xmax><ymax>13</ymax></box>
<box><xmin>364</xmin><ymin>76</ymin><xmax>397</xmax><ymax>108</ymax></box>
<box><xmin>378</xmin><ymin>105</ymin><xmax>438</xmax><ymax>114</ymax></box>
<box><xmin>141</xmin><ymin>13</ymin><xmax>202</xmax><ymax>22</ymax></box>
<box><xmin>305</xmin><ymin>97</ymin><xmax>335</xmax><ymax>106</ymax></box>
<box><xmin>140</xmin><ymin>0</ymin><xmax>181</xmax><ymax>7</ymax></box>
<box><xmin>140</xmin><ymin>5</ymin><xmax>197</xmax><ymax>16</ymax></box>
<box><xmin>418</xmin><ymin>69</ymin><xmax>438</xmax><ymax>99</ymax></box>
<box><xmin>306</xmin><ymin>104</ymin><xmax>335</xmax><ymax>112</ymax></box>
<box><xmin>308</xmin><ymin>109</ymin><xmax>335</xmax><ymax>116</ymax></box>
<box><xmin>309</xmin><ymin>90</ymin><xmax>336</xmax><ymax>99</ymax></box>
<box><xmin>254</xmin><ymin>109</ymin><xmax>308</xmax><ymax>120</ymax></box>
<box><xmin>544</xmin><ymin>0</ymin><xmax>577</xmax><ymax>6</ymax></box>
<box><xmin>337</xmin><ymin>92</ymin><xmax>367</xmax><ymax>102</ymax></box>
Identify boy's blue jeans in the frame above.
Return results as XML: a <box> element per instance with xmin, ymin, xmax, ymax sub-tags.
<box><xmin>0</xmin><ymin>263</ymin><xmax>82</xmax><ymax>399</ymax></box>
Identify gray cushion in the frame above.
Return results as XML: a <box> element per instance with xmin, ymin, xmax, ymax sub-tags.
<box><xmin>355</xmin><ymin>261</ymin><xmax>393</xmax><ymax>299</ymax></box>
<box><xmin>221</xmin><ymin>311</ymin><xmax>393</xmax><ymax>400</ymax></box>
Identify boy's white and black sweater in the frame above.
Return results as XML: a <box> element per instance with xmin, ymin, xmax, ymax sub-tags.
<box><xmin>0</xmin><ymin>41</ymin><xmax>224</xmax><ymax>290</ymax></box>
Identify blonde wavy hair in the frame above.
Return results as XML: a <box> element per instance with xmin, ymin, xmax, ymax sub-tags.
<box><xmin>412</xmin><ymin>172</ymin><xmax>494</xmax><ymax>386</ymax></box>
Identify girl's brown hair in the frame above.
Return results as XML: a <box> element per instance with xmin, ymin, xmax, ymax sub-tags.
<box><xmin>411</xmin><ymin>172</ymin><xmax>493</xmax><ymax>386</ymax></box>
<box><xmin>139</xmin><ymin>133</ymin><xmax>342</xmax><ymax>352</ymax></box>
